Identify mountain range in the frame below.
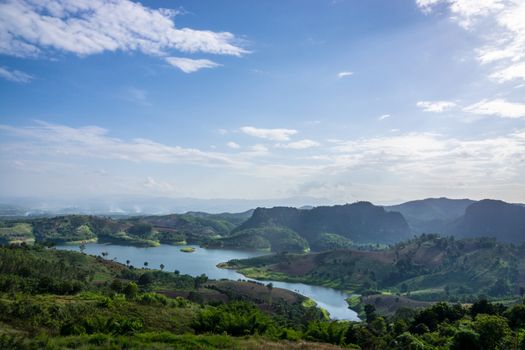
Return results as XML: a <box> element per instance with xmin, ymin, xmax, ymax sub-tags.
<box><xmin>1</xmin><ymin>197</ymin><xmax>524</xmax><ymax>249</ymax></box>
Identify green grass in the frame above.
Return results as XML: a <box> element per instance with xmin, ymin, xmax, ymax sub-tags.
<box><xmin>180</xmin><ymin>247</ymin><xmax>196</xmax><ymax>253</ymax></box>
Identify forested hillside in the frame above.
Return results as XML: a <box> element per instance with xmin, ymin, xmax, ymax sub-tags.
<box><xmin>0</xmin><ymin>213</ymin><xmax>240</xmax><ymax>247</ymax></box>
<box><xmin>224</xmin><ymin>202</ymin><xmax>411</xmax><ymax>252</ymax></box>
<box><xmin>223</xmin><ymin>234</ymin><xmax>525</xmax><ymax>302</ymax></box>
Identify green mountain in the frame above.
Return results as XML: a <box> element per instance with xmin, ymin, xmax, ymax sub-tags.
<box><xmin>223</xmin><ymin>234</ymin><xmax>525</xmax><ymax>301</ymax></box>
<box><xmin>447</xmin><ymin>199</ymin><xmax>525</xmax><ymax>243</ymax></box>
<box><xmin>208</xmin><ymin>226</ymin><xmax>310</xmax><ymax>253</ymax></box>
<box><xmin>232</xmin><ymin>202</ymin><xmax>411</xmax><ymax>250</ymax></box>
<box><xmin>385</xmin><ymin>198</ymin><xmax>475</xmax><ymax>233</ymax></box>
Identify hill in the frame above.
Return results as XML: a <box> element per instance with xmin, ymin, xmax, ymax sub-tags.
<box><xmin>0</xmin><ymin>213</ymin><xmax>241</xmax><ymax>247</ymax></box>
<box><xmin>385</xmin><ymin>198</ymin><xmax>475</xmax><ymax>233</ymax></box>
<box><xmin>447</xmin><ymin>199</ymin><xmax>525</xmax><ymax>243</ymax></box>
<box><xmin>222</xmin><ymin>234</ymin><xmax>525</xmax><ymax>302</ymax></box>
<box><xmin>231</xmin><ymin>202</ymin><xmax>411</xmax><ymax>251</ymax></box>
<box><xmin>207</xmin><ymin>226</ymin><xmax>310</xmax><ymax>253</ymax></box>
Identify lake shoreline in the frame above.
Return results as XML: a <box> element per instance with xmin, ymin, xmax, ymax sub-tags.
<box><xmin>56</xmin><ymin>242</ymin><xmax>360</xmax><ymax>321</ymax></box>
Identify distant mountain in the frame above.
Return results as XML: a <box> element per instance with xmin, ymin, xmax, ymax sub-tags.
<box><xmin>231</xmin><ymin>202</ymin><xmax>411</xmax><ymax>249</ymax></box>
<box><xmin>184</xmin><ymin>210</ymin><xmax>254</xmax><ymax>227</ymax></box>
<box><xmin>447</xmin><ymin>199</ymin><xmax>525</xmax><ymax>243</ymax></box>
<box><xmin>384</xmin><ymin>197</ymin><xmax>475</xmax><ymax>233</ymax></box>
<box><xmin>0</xmin><ymin>195</ymin><xmax>333</xmax><ymax>216</ymax></box>
<box><xmin>0</xmin><ymin>203</ymin><xmax>51</xmax><ymax>217</ymax></box>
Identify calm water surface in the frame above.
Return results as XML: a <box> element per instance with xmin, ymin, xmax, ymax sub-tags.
<box><xmin>57</xmin><ymin>243</ymin><xmax>359</xmax><ymax>320</ymax></box>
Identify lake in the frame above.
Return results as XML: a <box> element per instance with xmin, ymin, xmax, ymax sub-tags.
<box><xmin>56</xmin><ymin>243</ymin><xmax>359</xmax><ymax>320</ymax></box>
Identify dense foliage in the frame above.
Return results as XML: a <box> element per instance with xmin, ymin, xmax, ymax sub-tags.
<box><xmin>209</xmin><ymin>226</ymin><xmax>310</xmax><ymax>252</ymax></box>
<box><xmin>226</xmin><ymin>234</ymin><xmax>525</xmax><ymax>301</ymax></box>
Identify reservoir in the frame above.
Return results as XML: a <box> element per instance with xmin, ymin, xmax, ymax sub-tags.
<box><xmin>57</xmin><ymin>243</ymin><xmax>359</xmax><ymax>321</ymax></box>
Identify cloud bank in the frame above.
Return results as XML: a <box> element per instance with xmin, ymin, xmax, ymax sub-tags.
<box><xmin>0</xmin><ymin>0</ymin><xmax>247</xmax><ymax>72</ymax></box>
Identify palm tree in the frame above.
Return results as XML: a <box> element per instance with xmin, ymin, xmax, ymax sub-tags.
<box><xmin>144</xmin><ymin>261</ymin><xmax>148</xmax><ymax>268</ymax></box>
<box><xmin>160</xmin><ymin>264</ymin><xmax>165</xmax><ymax>271</ymax></box>
<box><xmin>267</xmin><ymin>283</ymin><xmax>273</xmax><ymax>305</ymax></box>
<box><xmin>126</xmin><ymin>260</ymin><xmax>130</xmax><ymax>266</ymax></box>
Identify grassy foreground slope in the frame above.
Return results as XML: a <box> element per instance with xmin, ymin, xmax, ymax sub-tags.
<box><xmin>0</xmin><ymin>244</ymin><xmax>352</xmax><ymax>349</ymax></box>
<box><xmin>223</xmin><ymin>234</ymin><xmax>525</xmax><ymax>301</ymax></box>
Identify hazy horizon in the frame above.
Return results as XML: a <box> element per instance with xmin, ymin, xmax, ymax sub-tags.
<box><xmin>1</xmin><ymin>0</ymin><xmax>524</xmax><ymax>204</ymax></box>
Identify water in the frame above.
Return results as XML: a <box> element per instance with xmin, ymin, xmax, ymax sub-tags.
<box><xmin>57</xmin><ymin>243</ymin><xmax>359</xmax><ymax>320</ymax></box>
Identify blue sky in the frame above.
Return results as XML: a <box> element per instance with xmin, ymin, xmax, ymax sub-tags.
<box><xmin>0</xmin><ymin>0</ymin><xmax>524</xmax><ymax>205</ymax></box>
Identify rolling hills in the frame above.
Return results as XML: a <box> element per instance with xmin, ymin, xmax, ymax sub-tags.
<box><xmin>222</xmin><ymin>234</ymin><xmax>525</xmax><ymax>301</ymax></box>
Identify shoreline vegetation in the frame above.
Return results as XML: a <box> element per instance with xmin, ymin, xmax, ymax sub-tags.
<box><xmin>219</xmin><ymin>234</ymin><xmax>525</xmax><ymax>313</ymax></box>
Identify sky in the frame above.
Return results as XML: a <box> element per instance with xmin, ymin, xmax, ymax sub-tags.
<box><xmin>0</xmin><ymin>0</ymin><xmax>524</xmax><ymax>205</ymax></box>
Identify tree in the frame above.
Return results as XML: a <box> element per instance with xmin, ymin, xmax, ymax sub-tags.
<box><xmin>79</xmin><ymin>243</ymin><xmax>86</xmax><ymax>254</ymax></box>
<box><xmin>126</xmin><ymin>260</ymin><xmax>130</xmax><ymax>266</ymax></box>
<box><xmin>267</xmin><ymin>282</ymin><xmax>274</xmax><ymax>304</ymax></box>
<box><xmin>160</xmin><ymin>264</ymin><xmax>165</xmax><ymax>271</ymax></box>
<box><xmin>138</xmin><ymin>272</ymin><xmax>154</xmax><ymax>286</ymax></box>
<box><xmin>451</xmin><ymin>329</ymin><xmax>481</xmax><ymax>350</ymax></box>
<box><xmin>143</xmin><ymin>261</ymin><xmax>148</xmax><ymax>268</ymax></box>
<box><xmin>505</xmin><ymin>304</ymin><xmax>525</xmax><ymax>329</ymax></box>
<box><xmin>124</xmin><ymin>282</ymin><xmax>139</xmax><ymax>299</ymax></box>
<box><xmin>194</xmin><ymin>274</ymin><xmax>208</xmax><ymax>289</ymax></box>
<box><xmin>475</xmin><ymin>314</ymin><xmax>511</xmax><ymax>350</ymax></box>
<box><xmin>364</xmin><ymin>304</ymin><xmax>376</xmax><ymax>324</ymax></box>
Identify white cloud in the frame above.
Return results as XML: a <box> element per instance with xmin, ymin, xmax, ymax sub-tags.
<box><xmin>226</xmin><ymin>141</ymin><xmax>240</xmax><ymax>149</ymax></box>
<box><xmin>490</xmin><ymin>62</ymin><xmax>525</xmax><ymax>83</ymax></box>
<box><xmin>0</xmin><ymin>121</ymin><xmax>238</xmax><ymax>166</ymax></box>
<box><xmin>246</xmin><ymin>144</ymin><xmax>269</xmax><ymax>155</ymax></box>
<box><xmin>326</xmin><ymin>130</ymin><xmax>525</xmax><ymax>182</ymax></box>
<box><xmin>0</xmin><ymin>66</ymin><xmax>33</xmax><ymax>83</ymax></box>
<box><xmin>417</xmin><ymin>0</ymin><xmax>505</xmax><ymax>28</ymax></box>
<box><xmin>165</xmin><ymin>57</ymin><xmax>221</xmax><ymax>73</ymax></box>
<box><xmin>416</xmin><ymin>0</ymin><xmax>525</xmax><ymax>82</ymax></box>
<box><xmin>378</xmin><ymin>114</ymin><xmax>391</xmax><ymax>120</ymax></box>
<box><xmin>463</xmin><ymin>98</ymin><xmax>525</xmax><ymax>118</ymax></box>
<box><xmin>417</xmin><ymin>100</ymin><xmax>457</xmax><ymax>112</ymax></box>
<box><xmin>416</xmin><ymin>0</ymin><xmax>443</xmax><ymax>12</ymax></box>
<box><xmin>120</xmin><ymin>87</ymin><xmax>149</xmax><ymax>105</ymax></box>
<box><xmin>1</xmin><ymin>121</ymin><xmax>525</xmax><ymax>201</ymax></box>
<box><xmin>277</xmin><ymin>139</ymin><xmax>320</xmax><ymax>150</ymax></box>
<box><xmin>0</xmin><ymin>0</ymin><xmax>247</xmax><ymax>64</ymax></box>
<box><xmin>337</xmin><ymin>71</ymin><xmax>353</xmax><ymax>78</ymax></box>
<box><xmin>240</xmin><ymin>126</ymin><xmax>298</xmax><ymax>141</ymax></box>
<box><xmin>143</xmin><ymin>176</ymin><xmax>174</xmax><ymax>192</ymax></box>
